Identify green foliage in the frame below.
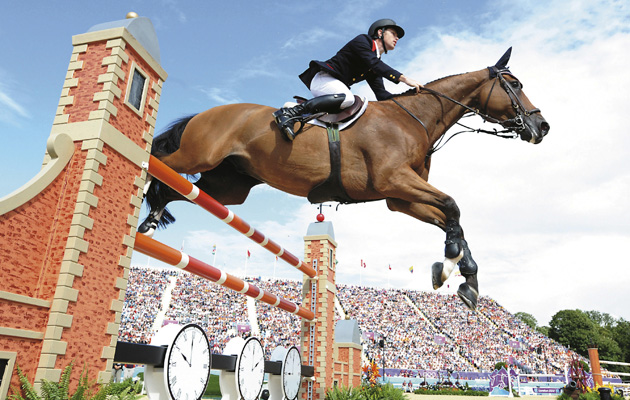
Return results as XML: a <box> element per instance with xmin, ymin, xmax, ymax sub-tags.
<box><xmin>494</xmin><ymin>362</ymin><xmax>508</xmax><ymax>371</ymax></box>
<box><xmin>95</xmin><ymin>378</ymin><xmax>142</xmax><ymax>399</ymax></box>
<box><xmin>9</xmin><ymin>363</ymin><xmax>143</xmax><ymax>400</ymax></box>
<box><xmin>515</xmin><ymin>312</ymin><xmax>538</xmax><ymax>330</ymax></box>
<box><xmin>557</xmin><ymin>388</ymin><xmax>625</xmax><ymax>400</ymax></box>
<box><xmin>413</xmin><ymin>388</ymin><xmax>489</xmax><ymax>396</ymax></box>
<box><xmin>549</xmin><ymin>310</ymin><xmax>598</xmax><ymax>356</ymax></box>
<box><xmin>325</xmin><ymin>385</ymin><xmax>363</xmax><ymax>400</ymax></box>
<box><xmin>325</xmin><ymin>383</ymin><xmax>405</xmax><ymax>400</ymax></box>
<box><xmin>9</xmin><ymin>362</ymin><xmax>101</xmax><ymax>400</ymax></box>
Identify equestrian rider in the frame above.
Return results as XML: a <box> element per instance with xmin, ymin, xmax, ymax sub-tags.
<box><xmin>273</xmin><ymin>18</ymin><xmax>423</xmax><ymax>141</ymax></box>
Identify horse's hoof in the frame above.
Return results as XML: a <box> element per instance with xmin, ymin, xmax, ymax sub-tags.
<box><xmin>458</xmin><ymin>239</ymin><xmax>478</xmax><ymax>275</ymax></box>
<box><xmin>432</xmin><ymin>262</ymin><xmax>445</xmax><ymax>289</ymax></box>
<box><xmin>137</xmin><ymin>219</ymin><xmax>156</xmax><ymax>237</ymax></box>
<box><xmin>457</xmin><ymin>283</ymin><xmax>479</xmax><ymax>311</ymax></box>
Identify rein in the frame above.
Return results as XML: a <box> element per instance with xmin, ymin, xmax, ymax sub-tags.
<box><xmin>392</xmin><ymin>69</ymin><xmax>536</xmax><ymax>156</ymax></box>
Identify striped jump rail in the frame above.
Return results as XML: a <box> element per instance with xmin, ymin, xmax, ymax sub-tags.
<box><xmin>143</xmin><ymin>155</ymin><xmax>316</xmax><ymax>278</ymax></box>
<box><xmin>134</xmin><ymin>232</ymin><xmax>315</xmax><ymax>320</ymax></box>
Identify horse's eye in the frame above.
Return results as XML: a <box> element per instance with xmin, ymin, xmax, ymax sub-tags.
<box><xmin>511</xmin><ymin>81</ymin><xmax>522</xmax><ymax>89</ymax></box>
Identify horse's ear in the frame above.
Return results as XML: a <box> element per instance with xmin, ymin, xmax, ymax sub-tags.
<box><xmin>495</xmin><ymin>47</ymin><xmax>512</xmax><ymax>69</ymax></box>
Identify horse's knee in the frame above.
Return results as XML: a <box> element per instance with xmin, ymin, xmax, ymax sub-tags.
<box><xmin>440</xmin><ymin>195</ymin><xmax>460</xmax><ymax>221</ymax></box>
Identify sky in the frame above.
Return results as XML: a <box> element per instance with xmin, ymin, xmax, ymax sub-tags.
<box><xmin>1</xmin><ymin>0</ymin><xmax>629</xmax><ymax>327</ymax></box>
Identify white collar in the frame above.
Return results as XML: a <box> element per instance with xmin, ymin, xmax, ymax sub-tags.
<box><xmin>374</xmin><ymin>40</ymin><xmax>382</xmax><ymax>58</ymax></box>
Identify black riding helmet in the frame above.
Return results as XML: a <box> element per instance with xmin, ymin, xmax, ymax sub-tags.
<box><xmin>368</xmin><ymin>18</ymin><xmax>405</xmax><ymax>39</ymax></box>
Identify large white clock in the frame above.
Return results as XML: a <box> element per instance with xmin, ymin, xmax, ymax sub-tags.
<box><xmin>235</xmin><ymin>337</ymin><xmax>265</xmax><ymax>400</ymax></box>
<box><xmin>281</xmin><ymin>346</ymin><xmax>302</xmax><ymax>400</ymax></box>
<box><xmin>164</xmin><ymin>324</ymin><xmax>211</xmax><ymax>400</ymax></box>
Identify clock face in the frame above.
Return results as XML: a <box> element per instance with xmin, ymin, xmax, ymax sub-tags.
<box><xmin>236</xmin><ymin>337</ymin><xmax>265</xmax><ymax>400</ymax></box>
<box><xmin>282</xmin><ymin>346</ymin><xmax>302</xmax><ymax>400</ymax></box>
<box><xmin>165</xmin><ymin>324</ymin><xmax>211</xmax><ymax>400</ymax></box>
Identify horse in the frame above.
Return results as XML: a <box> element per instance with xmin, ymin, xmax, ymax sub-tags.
<box><xmin>139</xmin><ymin>48</ymin><xmax>550</xmax><ymax>310</ymax></box>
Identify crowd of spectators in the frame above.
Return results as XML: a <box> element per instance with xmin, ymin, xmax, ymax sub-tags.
<box><xmin>252</xmin><ymin>277</ymin><xmax>303</xmax><ymax>359</ymax></box>
<box><xmin>165</xmin><ymin>272</ymin><xmax>249</xmax><ymax>353</ymax></box>
<box><xmin>119</xmin><ymin>266</ymin><xmax>177</xmax><ymax>343</ymax></box>
<box><xmin>119</xmin><ymin>266</ymin><xmax>584</xmax><ymax>375</ymax></box>
<box><xmin>336</xmin><ymin>285</ymin><xmax>469</xmax><ymax>371</ymax></box>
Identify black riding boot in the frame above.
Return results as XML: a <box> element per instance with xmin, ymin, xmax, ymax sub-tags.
<box><xmin>273</xmin><ymin>94</ymin><xmax>346</xmax><ymax>141</ymax></box>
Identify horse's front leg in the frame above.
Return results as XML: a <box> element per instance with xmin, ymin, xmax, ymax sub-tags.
<box><xmin>386</xmin><ymin>196</ymin><xmax>479</xmax><ymax>310</ymax></box>
<box><xmin>433</xmin><ymin>219</ymin><xmax>479</xmax><ymax>310</ymax></box>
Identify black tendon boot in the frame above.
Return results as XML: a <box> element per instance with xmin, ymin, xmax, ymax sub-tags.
<box><xmin>444</xmin><ymin>219</ymin><xmax>463</xmax><ymax>259</ymax></box>
<box><xmin>273</xmin><ymin>94</ymin><xmax>346</xmax><ymax>141</ymax></box>
<box><xmin>457</xmin><ymin>239</ymin><xmax>479</xmax><ymax>311</ymax></box>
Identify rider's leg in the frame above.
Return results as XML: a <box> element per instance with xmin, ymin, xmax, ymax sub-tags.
<box><xmin>273</xmin><ymin>72</ymin><xmax>353</xmax><ymax>141</ymax></box>
<box><xmin>310</xmin><ymin>72</ymin><xmax>355</xmax><ymax>109</ymax></box>
<box><xmin>273</xmin><ymin>92</ymin><xmax>346</xmax><ymax>141</ymax></box>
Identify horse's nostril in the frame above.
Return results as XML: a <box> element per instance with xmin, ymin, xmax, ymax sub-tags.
<box><xmin>540</xmin><ymin>121</ymin><xmax>550</xmax><ymax>136</ymax></box>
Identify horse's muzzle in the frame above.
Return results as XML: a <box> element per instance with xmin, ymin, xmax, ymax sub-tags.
<box><xmin>522</xmin><ymin>115</ymin><xmax>550</xmax><ymax>144</ymax></box>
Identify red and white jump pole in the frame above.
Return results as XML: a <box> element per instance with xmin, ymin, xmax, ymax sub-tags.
<box><xmin>134</xmin><ymin>232</ymin><xmax>315</xmax><ymax>320</ymax></box>
<box><xmin>143</xmin><ymin>155</ymin><xmax>316</xmax><ymax>278</ymax></box>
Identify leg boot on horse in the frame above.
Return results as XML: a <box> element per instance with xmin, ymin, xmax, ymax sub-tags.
<box><xmin>456</xmin><ymin>239</ymin><xmax>479</xmax><ymax>310</ymax></box>
<box><xmin>273</xmin><ymin>93</ymin><xmax>346</xmax><ymax>141</ymax></box>
<box><xmin>431</xmin><ymin>219</ymin><xmax>480</xmax><ymax>310</ymax></box>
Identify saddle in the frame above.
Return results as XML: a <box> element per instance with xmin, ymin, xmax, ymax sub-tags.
<box><xmin>294</xmin><ymin>95</ymin><xmax>365</xmax><ymax>126</ymax></box>
<box><xmin>292</xmin><ymin>95</ymin><xmax>367</xmax><ymax>204</ymax></box>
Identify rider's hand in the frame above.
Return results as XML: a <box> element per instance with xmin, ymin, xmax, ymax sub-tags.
<box><xmin>399</xmin><ymin>75</ymin><xmax>423</xmax><ymax>92</ymax></box>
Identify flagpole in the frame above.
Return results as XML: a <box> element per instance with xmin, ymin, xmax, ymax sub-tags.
<box><xmin>212</xmin><ymin>244</ymin><xmax>217</xmax><ymax>266</ymax></box>
<box><xmin>273</xmin><ymin>256</ymin><xmax>277</xmax><ymax>280</ymax></box>
<box><xmin>245</xmin><ymin>251</ymin><xmax>248</xmax><ymax>278</ymax></box>
<box><xmin>360</xmin><ymin>259</ymin><xmax>364</xmax><ymax>286</ymax></box>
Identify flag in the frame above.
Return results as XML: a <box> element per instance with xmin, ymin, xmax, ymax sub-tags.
<box><xmin>180</xmin><ymin>240</ymin><xmax>185</xmax><ymax>251</ymax></box>
<box><xmin>361</xmin><ymin>259</ymin><xmax>366</xmax><ymax>268</ymax></box>
<box><xmin>409</xmin><ymin>266</ymin><xmax>414</xmax><ymax>273</ymax></box>
<box><xmin>388</xmin><ymin>264</ymin><xmax>391</xmax><ymax>270</ymax></box>
<box><xmin>247</xmin><ymin>250</ymin><xmax>251</xmax><ymax>259</ymax></box>
<box><xmin>212</xmin><ymin>244</ymin><xmax>216</xmax><ymax>255</ymax></box>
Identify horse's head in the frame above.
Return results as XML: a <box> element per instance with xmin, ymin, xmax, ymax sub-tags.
<box><xmin>480</xmin><ymin>48</ymin><xmax>550</xmax><ymax>144</ymax></box>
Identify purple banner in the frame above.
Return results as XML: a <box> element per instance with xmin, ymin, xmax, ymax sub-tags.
<box><xmin>434</xmin><ymin>335</ymin><xmax>446</xmax><ymax>345</ymax></box>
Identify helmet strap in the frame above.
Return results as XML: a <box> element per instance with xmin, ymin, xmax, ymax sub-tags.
<box><xmin>377</xmin><ymin>29</ymin><xmax>387</xmax><ymax>55</ymax></box>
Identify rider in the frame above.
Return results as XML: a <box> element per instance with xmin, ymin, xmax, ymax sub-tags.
<box><xmin>273</xmin><ymin>18</ymin><xmax>423</xmax><ymax>141</ymax></box>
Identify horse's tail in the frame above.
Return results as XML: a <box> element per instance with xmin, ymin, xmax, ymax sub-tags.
<box><xmin>145</xmin><ymin>114</ymin><xmax>197</xmax><ymax>228</ymax></box>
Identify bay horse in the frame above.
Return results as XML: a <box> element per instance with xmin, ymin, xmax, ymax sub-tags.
<box><xmin>139</xmin><ymin>48</ymin><xmax>549</xmax><ymax>310</ymax></box>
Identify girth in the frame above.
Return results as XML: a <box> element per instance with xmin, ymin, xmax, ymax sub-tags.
<box><xmin>307</xmin><ymin>124</ymin><xmax>355</xmax><ymax>204</ymax></box>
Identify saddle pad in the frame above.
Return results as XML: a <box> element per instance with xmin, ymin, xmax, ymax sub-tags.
<box><xmin>281</xmin><ymin>97</ymin><xmax>369</xmax><ymax>131</ymax></box>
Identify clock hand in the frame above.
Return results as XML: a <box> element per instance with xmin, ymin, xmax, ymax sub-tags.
<box><xmin>190</xmin><ymin>336</ymin><xmax>194</xmax><ymax>365</ymax></box>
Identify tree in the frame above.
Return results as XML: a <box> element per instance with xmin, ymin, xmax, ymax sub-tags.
<box><xmin>585</xmin><ymin>310</ymin><xmax>616</xmax><ymax>329</ymax></box>
<box><xmin>515</xmin><ymin>312</ymin><xmax>537</xmax><ymax>330</ymax></box>
<box><xmin>548</xmin><ymin>309</ymin><xmax>597</xmax><ymax>356</ymax></box>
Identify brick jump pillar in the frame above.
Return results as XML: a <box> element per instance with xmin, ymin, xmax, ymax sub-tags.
<box><xmin>0</xmin><ymin>14</ymin><xmax>166</xmax><ymax>395</ymax></box>
<box><xmin>300</xmin><ymin>220</ymin><xmax>362</xmax><ymax>399</ymax></box>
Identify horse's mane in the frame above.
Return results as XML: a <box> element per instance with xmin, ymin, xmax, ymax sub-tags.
<box><xmin>392</xmin><ymin>72</ymin><xmax>467</xmax><ymax>98</ymax></box>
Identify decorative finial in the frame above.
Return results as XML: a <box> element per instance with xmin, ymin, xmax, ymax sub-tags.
<box><xmin>316</xmin><ymin>203</ymin><xmax>331</xmax><ymax>222</ymax></box>
<box><xmin>126</xmin><ymin>12</ymin><xmax>139</xmax><ymax>19</ymax></box>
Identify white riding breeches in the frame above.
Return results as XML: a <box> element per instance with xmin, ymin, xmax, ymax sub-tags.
<box><xmin>309</xmin><ymin>72</ymin><xmax>355</xmax><ymax>109</ymax></box>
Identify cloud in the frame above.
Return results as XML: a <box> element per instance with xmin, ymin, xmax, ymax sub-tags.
<box><xmin>195</xmin><ymin>86</ymin><xmax>242</xmax><ymax>105</ymax></box>
<box><xmin>0</xmin><ymin>79</ymin><xmax>30</xmax><ymax>125</ymax></box>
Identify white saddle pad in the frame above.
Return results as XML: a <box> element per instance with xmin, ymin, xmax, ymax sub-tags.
<box><xmin>281</xmin><ymin>97</ymin><xmax>369</xmax><ymax>131</ymax></box>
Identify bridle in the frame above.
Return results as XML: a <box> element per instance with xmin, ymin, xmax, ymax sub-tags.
<box><xmin>392</xmin><ymin>67</ymin><xmax>542</xmax><ymax>156</ymax></box>
<box><xmin>482</xmin><ymin>66</ymin><xmax>541</xmax><ymax>132</ymax></box>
